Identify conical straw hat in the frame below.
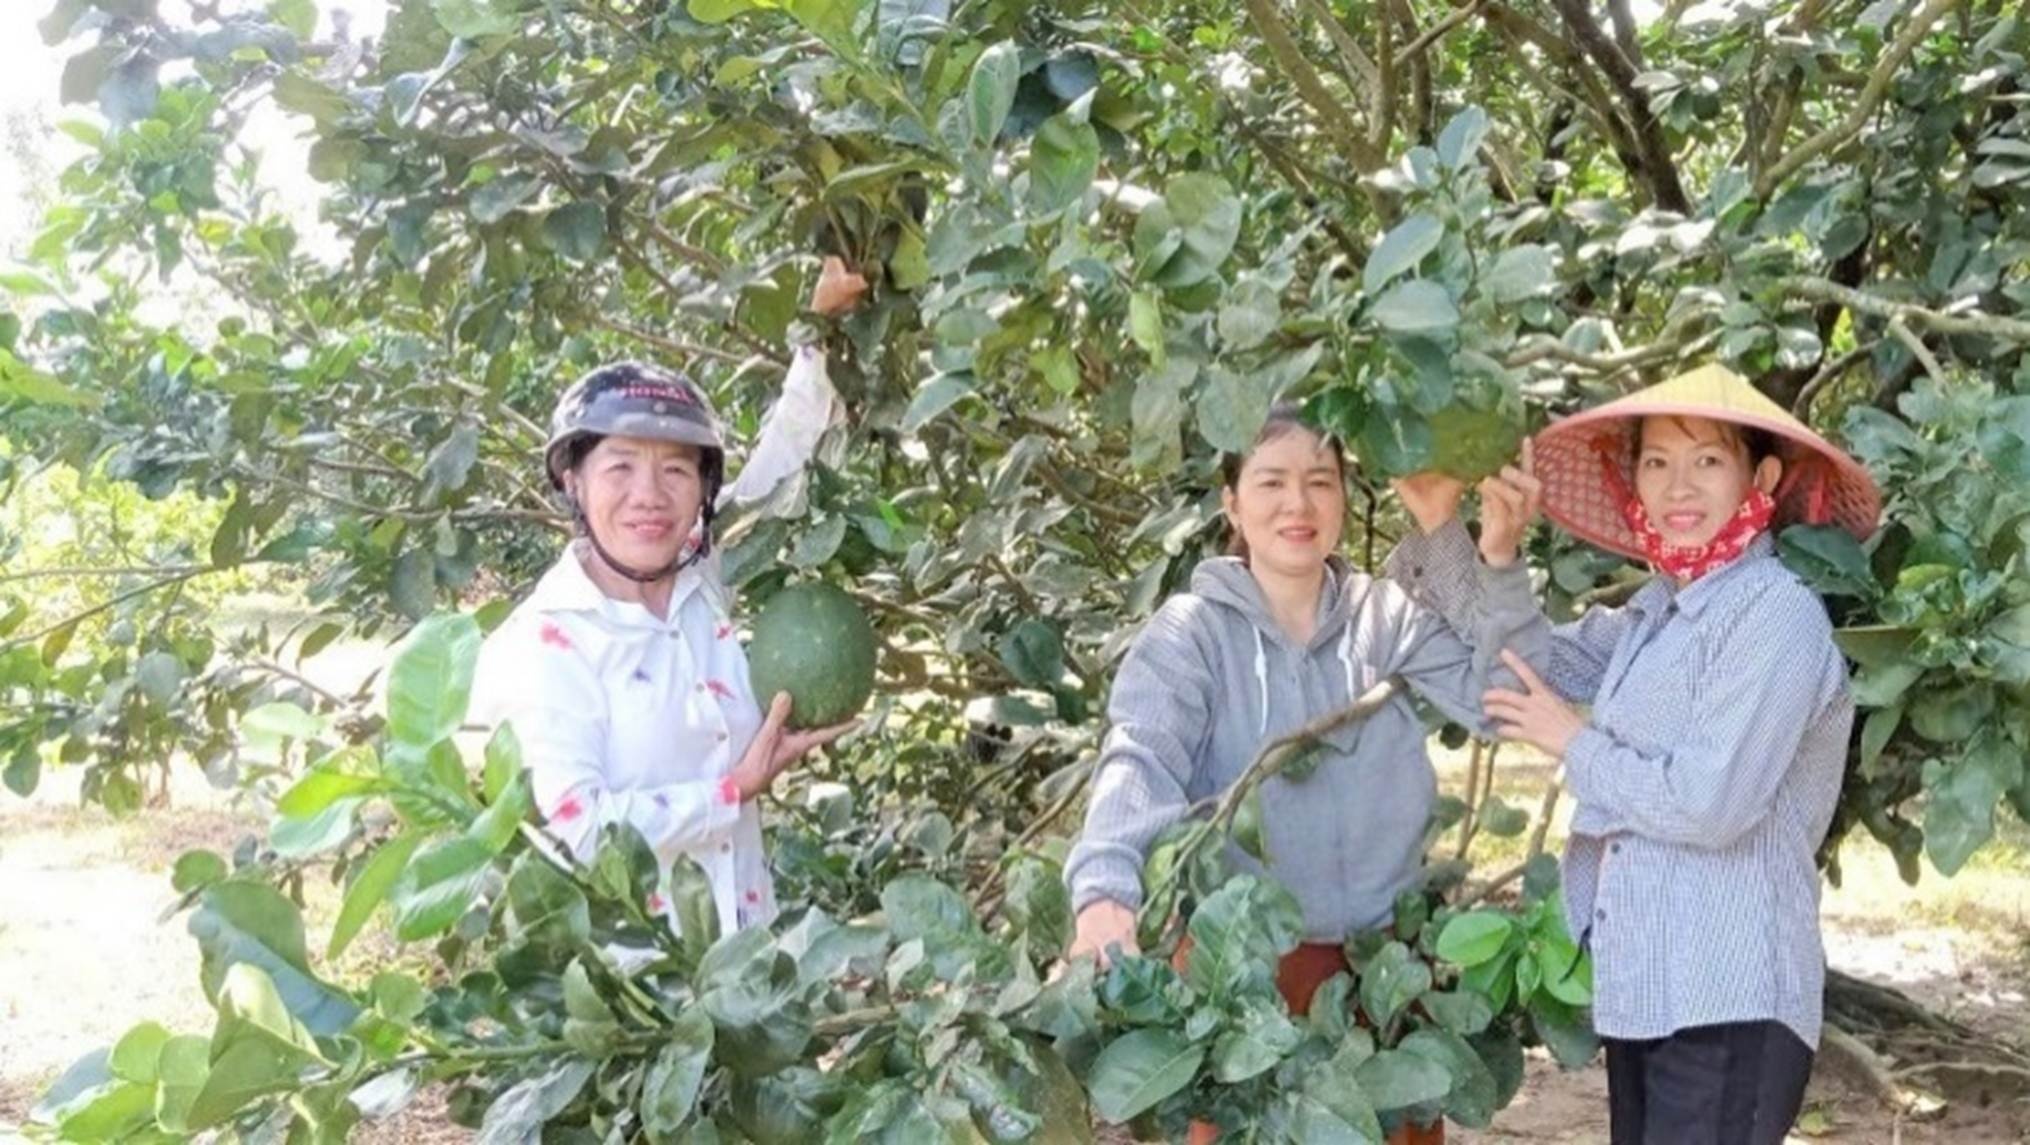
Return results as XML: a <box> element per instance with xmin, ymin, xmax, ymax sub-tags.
<box><xmin>1533</xmin><ymin>364</ymin><xmax>1882</xmax><ymax>561</ymax></box>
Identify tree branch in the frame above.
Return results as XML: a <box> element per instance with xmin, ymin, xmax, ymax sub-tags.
<box><xmin>1294</xmin><ymin>0</ymin><xmax>1382</xmax><ymax>101</ymax></box>
<box><xmin>1755</xmin><ymin>0</ymin><xmax>1960</xmax><ymax>196</ymax></box>
<box><xmin>1550</xmin><ymin>0</ymin><xmax>1691</xmax><ymax>211</ymax></box>
<box><xmin>1776</xmin><ymin>276</ymin><xmax>2030</xmax><ymax>342</ymax></box>
<box><xmin>1242</xmin><ymin>0</ymin><xmax>1389</xmax><ymax>174</ymax></box>
<box><xmin>1</xmin><ymin>569</ymin><xmax>213</xmax><ymax>653</ymax></box>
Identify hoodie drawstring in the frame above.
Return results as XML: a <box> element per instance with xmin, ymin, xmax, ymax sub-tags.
<box><xmin>1252</xmin><ymin>627</ymin><xmax>1271</xmax><ymax>737</ymax></box>
<box><xmin>1339</xmin><ymin>622</ymin><xmax>1358</xmax><ymax>701</ymax></box>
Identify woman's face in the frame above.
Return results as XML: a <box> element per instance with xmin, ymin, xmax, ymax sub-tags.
<box><xmin>1634</xmin><ymin>416</ymin><xmax>1781</xmax><ymax>548</ymax></box>
<box><xmin>1222</xmin><ymin>428</ymin><xmax>1346</xmax><ymax>577</ymax></box>
<box><xmin>566</xmin><ymin>435</ymin><xmax>704</xmax><ymax>570</ymax></box>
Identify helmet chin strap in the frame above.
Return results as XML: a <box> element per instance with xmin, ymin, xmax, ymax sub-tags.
<box><xmin>569</xmin><ymin>499</ymin><xmax>713</xmax><ymax>586</ymax></box>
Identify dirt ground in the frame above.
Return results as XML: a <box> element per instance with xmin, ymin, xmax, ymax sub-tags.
<box><xmin>3</xmin><ymin>754</ymin><xmax>2027</xmax><ymax>1143</ymax></box>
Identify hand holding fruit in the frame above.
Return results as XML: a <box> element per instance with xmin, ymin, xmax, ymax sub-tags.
<box><xmin>728</xmin><ymin>692</ymin><xmax>858</xmax><ymax>801</ymax></box>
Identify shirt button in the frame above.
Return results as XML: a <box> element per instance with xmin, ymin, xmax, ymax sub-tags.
<box><xmin>1666</xmin><ymin>603</ymin><xmax>1679</xmax><ymax>615</ymax></box>
<box><xmin>1595</xmin><ymin>908</ymin><xmax>1607</xmax><ymax>921</ymax></box>
<box><xmin>1412</xmin><ymin>566</ymin><xmax>1425</xmax><ymax>577</ymax></box>
<box><xmin>1610</xmin><ymin>842</ymin><xmax>1623</xmax><ymax>854</ymax></box>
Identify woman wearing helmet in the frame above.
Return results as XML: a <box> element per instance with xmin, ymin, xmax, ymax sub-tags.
<box><xmin>474</xmin><ymin>261</ymin><xmax>866</xmax><ymax>936</ymax></box>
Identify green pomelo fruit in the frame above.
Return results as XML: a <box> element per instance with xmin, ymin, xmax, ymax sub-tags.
<box><xmin>747</xmin><ymin>582</ymin><xmax>878</xmax><ymax>729</ymax></box>
<box><xmin>1427</xmin><ymin>405</ymin><xmax>1523</xmax><ymax>482</ymax></box>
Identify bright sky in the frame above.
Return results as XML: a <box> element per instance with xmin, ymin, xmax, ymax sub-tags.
<box><xmin>0</xmin><ymin>0</ymin><xmax>390</xmax><ymax>263</ymax></box>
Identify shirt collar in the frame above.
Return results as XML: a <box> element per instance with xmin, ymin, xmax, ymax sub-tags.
<box><xmin>526</xmin><ymin>540</ymin><xmax>715</xmax><ymax>628</ymax></box>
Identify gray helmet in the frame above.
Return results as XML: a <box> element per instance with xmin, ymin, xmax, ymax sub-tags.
<box><xmin>544</xmin><ymin>360</ymin><xmax>725</xmax><ymax>493</ymax></box>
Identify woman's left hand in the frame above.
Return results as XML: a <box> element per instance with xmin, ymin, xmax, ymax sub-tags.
<box><xmin>1483</xmin><ymin>649</ymin><xmax>1587</xmax><ymax>759</ymax></box>
<box><xmin>1475</xmin><ymin>438</ymin><xmax>1543</xmax><ymax>568</ymax></box>
<box><xmin>730</xmin><ymin>693</ymin><xmax>861</xmax><ymax>800</ymax></box>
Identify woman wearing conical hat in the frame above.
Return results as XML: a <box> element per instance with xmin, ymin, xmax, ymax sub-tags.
<box><xmin>1390</xmin><ymin>364</ymin><xmax>1880</xmax><ymax>1145</ymax></box>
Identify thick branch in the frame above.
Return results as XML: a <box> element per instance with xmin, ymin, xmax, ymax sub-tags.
<box><xmin>1551</xmin><ymin>0</ymin><xmax>1691</xmax><ymax>211</ymax></box>
<box><xmin>1243</xmin><ymin>0</ymin><xmax>1388</xmax><ymax>174</ymax></box>
<box><xmin>1755</xmin><ymin>0</ymin><xmax>1960</xmax><ymax>196</ymax></box>
<box><xmin>1295</xmin><ymin>0</ymin><xmax>1382</xmax><ymax>100</ymax></box>
<box><xmin>1777</xmin><ymin>276</ymin><xmax>2030</xmax><ymax>342</ymax></box>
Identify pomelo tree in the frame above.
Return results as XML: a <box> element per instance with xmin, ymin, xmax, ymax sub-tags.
<box><xmin>6</xmin><ymin>0</ymin><xmax>2030</xmax><ymax>1138</ymax></box>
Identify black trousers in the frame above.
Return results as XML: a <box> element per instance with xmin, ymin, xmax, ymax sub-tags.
<box><xmin>1603</xmin><ymin>1021</ymin><xmax>1815</xmax><ymax>1145</ymax></box>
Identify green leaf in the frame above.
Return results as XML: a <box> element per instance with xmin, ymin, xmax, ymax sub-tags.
<box><xmin>1833</xmin><ymin>625</ymin><xmax>1920</xmax><ymax>669</ymax></box>
<box><xmin>390</xmin><ymin>836</ymin><xmax>494</xmax><ymax>940</ymax></box>
<box><xmin>1421</xmin><ymin>988</ymin><xmax>1495</xmax><ymax>1035</ymax></box>
<box><xmin>1922</xmin><ymin>738</ymin><xmax>2013</xmax><ymax>875</ymax></box>
<box><xmin>108</xmin><ymin>1022</ymin><xmax>170</xmax><ymax>1084</ymax></box>
<box><xmin>185</xmin><ymin>964</ymin><xmax>332</xmax><ymax>1129</ymax></box>
<box><xmin>470</xmin><ymin>773</ymin><xmax>534</xmax><ymax>853</ymax></box>
<box><xmin>879</xmin><ymin>875</ymin><xmax>975</xmax><ymax>943</ymax></box>
<box><xmin>1130</xmin><ymin>361</ymin><xmax>1192</xmax><ymax>471</ymax></box>
<box><xmin>189</xmin><ymin>881</ymin><xmax>359</xmax><ymax>1036</ymax></box>
<box><xmin>478</xmin><ymin>1058</ymin><xmax>595</xmax><ymax>1144</ymax></box>
<box><xmin>1184</xmin><ymin>875</ymin><xmax>1304</xmax><ymax>997</ymax></box>
<box><xmin>543</xmin><ymin>202</ymin><xmax>608</xmax><ymax>263</ymax></box>
<box><xmin>271</xmin><ymin>795</ymin><xmax>361</xmax><ymax>858</ymax></box>
<box><xmin>1231</xmin><ymin>787</ymin><xmax>1269</xmax><ymax>863</ymax></box>
<box><xmin>1218</xmin><ymin>278</ymin><xmax>1281</xmax><ymax>351</ymax></box>
<box><xmin>269</xmin><ymin>0</ymin><xmax>317</xmax><ymax>39</ymax></box>
<box><xmin>1290</xmin><ymin>1039</ymin><xmax>1384</xmax><ymax>1143</ymax></box>
<box><xmin>643</xmin><ymin>1009</ymin><xmax>716</xmax><ymax>1141</ymax></box>
<box><xmin>172</xmin><ymin>850</ymin><xmax>228</xmax><ymax>894</ymax></box>
<box><xmin>386</xmin><ymin>613</ymin><xmax>482</xmax><ymax>753</ymax></box>
<box><xmin>1210</xmin><ymin>1000</ymin><xmax>1302</xmax><ymax>1082</ymax></box>
<box><xmin>466</xmin><ymin>172</ymin><xmax>539</xmax><ymax>223</ymax></box>
<box><xmin>1910</xmin><ymin>683</ymin><xmax>1995</xmax><ymax>744</ymax></box>
<box><xmin>1401</xmin><ymin>1028</ymin><xmax>1498</xmax><ymax>1128</ymax></box>
<box><xmin>483</xmin><ymin>723</ymin><xmax>522</xmax><ymax>802</ymax></box>
<box><xmin>1087</xmin><ymin>1029</ymin><xmax>1204</xmax><ymax>1122</ymax></box>
<box><xmin>998</xmin><ymin>619</ymin><xmax>1065</xmax><ymax>687</ymax></box>
<box><xmin>1529</xmin><ymin>999</ymin><xmax>1599</xmax><ymax>1068</ymax></box>
<box><xmin>432</xmin><ymin>0</ymin><xmax>529</xmax><ymax>38</ymax></box>
<box><xmin>689</xmin><ymin>0</ymin><xmax>760</xmax><ymax>22</ymax></box>
<box><xmin>1134</xmin><ymin>174</ymin><xmax>1243</xmax><ymax>288</ymax></box>
<box><xmin>1353</xmin><ymin>1047</ymin><xmax>1452</xmax><ymax>1112</ymax></box>
<box><xmin>1436</xmin><ymin>105</ymin><xmax>1490</xmax><ymax>169</ymax></box>
<box><xmin>1197</xmin><ymin>366</ymin><xmax>1275</xmax><ymax>455</ymax></box>
<box><xmin>1778</xmin><ymin>524</ymin><xmax>1876</xmax><ymax>597</ymax></box>
<box><xmin>278</xmin><ymin>760</ymin><xmax>387</xmax><ymax>819</ymax></box>
<box><xmin>1027</xmin><ymin>113</ymin><xmax>1099</xmax><ymax>215</ymax></box>
<box><xmin>1357</xmin><ymin>941</ymin><xmax>1432</xmax><ymax>1029</ymax></box>
<box><xmin>1371</xmin><ymin>280</ymin><xmax>1459</xmax><ymax>333</ymax></box>
<box><xmin>328</xmin><ymin>831</ymin><xmax>424</xmax><ymax>960</ymax></box>
<box><xmin>1481</xmin><ymin>244</ymin><xmax>1557</xmax><ymax>302</ymax></box>
<box><xmin>901</xmin><ymin>374</ymin><xmax>973</xmax><ymax>433</ymax></box>
<box><xmin>1002</xmin><ymin>854</ymin><xmax>1072</xmax><ymax>953</ymax></box>
<box><xmin>1363</xmin><ymin>213</ymin><xmax>1443</xmax><ymax>294</ymax></box>
<box><xmin>969</xmin><ymin>42</ymin><xmax>1022</xmax><ymax>145</ymax></box>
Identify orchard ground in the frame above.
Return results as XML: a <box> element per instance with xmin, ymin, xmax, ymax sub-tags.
<box><xmin>2</xmin><ymin>607</ymin><xmax>2026</xmax><ymax>1141</ymax></box>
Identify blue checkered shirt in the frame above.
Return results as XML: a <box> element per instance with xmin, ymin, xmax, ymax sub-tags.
<box><xmin>1390</xmin><ymin>526</ymin><xmax>1851</xmax><ymax>1048</ymax></box>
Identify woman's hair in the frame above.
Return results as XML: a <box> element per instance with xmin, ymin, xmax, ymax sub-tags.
<box><xmin>557</xmin><ymin>433</ymin><xmax>606</xmax><ymax>482</ymax></box>
<box><xmin>1219</xmin><ymin>403</ymin><xmax>1348</xmax><ymax>560</ymax></box>
<box><xmin>1634</xmin><ymin>416</ymin><xmax>1780</xmax><ymax>468</ymax></box>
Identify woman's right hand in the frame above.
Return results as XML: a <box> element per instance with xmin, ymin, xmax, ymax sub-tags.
<box><xmin>1065</xmin><ymin>899</ymin><xmax>1140</xmax><ymax>967</ymax></box>
<box><xmin>728</xmin><ymin>693</ymin><xmax>858</xmax><ymax>801</ymax></box>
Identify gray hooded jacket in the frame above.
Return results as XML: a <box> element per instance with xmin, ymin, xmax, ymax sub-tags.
<box><xmin>1064</xmin><ymin>548</ymin><xmax>1549</xmax><ymax>941</ymax></box>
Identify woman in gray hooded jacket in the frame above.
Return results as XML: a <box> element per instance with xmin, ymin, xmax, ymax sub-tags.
<box><xmin>1063</xmin><ymin>407</ymin><xmax>1549</xmax><ymax>1005</ymax></box>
